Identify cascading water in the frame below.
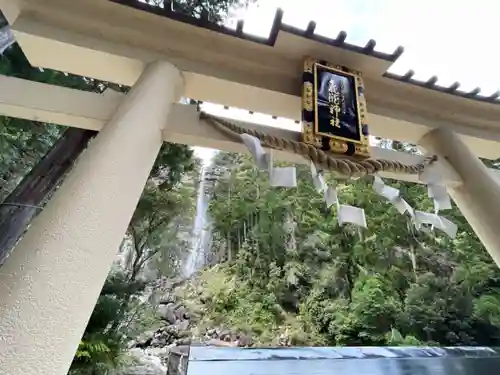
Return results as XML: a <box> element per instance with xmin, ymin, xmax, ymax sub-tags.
<box><xmin>182</xmin><ymin>167</ymin><xmax>212</xmax><ymax>278</ymax></box>
<box><xmin>0</xmin><ymin>25</ymin><xmax>15</xmax><ymax>54</ymax></box>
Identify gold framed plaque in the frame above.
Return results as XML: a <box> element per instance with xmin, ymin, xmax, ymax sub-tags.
<box><xmin>301</xmin><ymin>57</ymin><xmax>370</xmax><ymax>159</ymax></box>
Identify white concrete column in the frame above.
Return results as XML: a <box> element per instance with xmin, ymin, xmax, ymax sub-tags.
<box><xmin>420</xmin><ymin>128</ymin><xmax>500</xmax><ymax>267</ymax></box>
<box><xmin>0</xmin><ymin>61</ymin><xmax>183</xmax><ymax>375</ymax></box>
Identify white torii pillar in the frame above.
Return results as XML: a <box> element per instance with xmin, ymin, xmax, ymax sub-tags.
<box><xmin>420</xmin><ymin>128</ymin><xmax>500</xmax><ymax>267</ymax></box>
<box><xmin>0</xmin><ymin>61</ymin><xmax>183</xmax><ymax>375</ymax></box>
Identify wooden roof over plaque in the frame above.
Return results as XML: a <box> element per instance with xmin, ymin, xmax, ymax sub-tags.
<box><xmin>113</xmin><ymin>0</ymin><xmax>499</xmax><ymax>104</ymax></box>
<box><xmin>5</xmin><ymin>0</ymin><xmax>500</xmax><ymax>158</ymax></box>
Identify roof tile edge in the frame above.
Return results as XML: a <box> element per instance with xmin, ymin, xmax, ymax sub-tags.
<box><xmin>109</xmin><ymin>0</ymin><xmax>403</xmax><ymax>62</ymax></box>
<box><xmin>110</xmin><ymin>0</ymin><xmax>498</xmax><ymax>106</ymax></box>
<box><xmin>384</xmin><ymin>71</ymin><xmax>500</xmax><ymax>105</ymax></box>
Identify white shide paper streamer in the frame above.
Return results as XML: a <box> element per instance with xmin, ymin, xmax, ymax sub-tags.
<box><xmin>372</xmin><ymin>176</ymin><xmax>414</xmax><ymax>216</ymax></box>
<box><xmin>413</xmin><ymin>211</ymin><xmax>457</xmax><ymax>238</ymax></box>
<box><xmin>310</xmin><ymin>162</ymin><xmax>327</xmax><ymax>193</ymax></box>
<box><xmin>419</xmin><ymin>160</ymin><xmax>452</xmax><ymax>211</ymax></box>
<box><xmin>241</xmin><ymin>135</ymin><xmax>455</xmax><ymax>237</ymax></box>
<box><xmin>241</xmin><ymin>134</ymin><xmax>269</xmax><ymax>170</ymax></box>
<box><xmin>268</xmin><ymin>150</ymin><xmax>297</xmax><ymax>188</ymax></box>
<box><xmin>241</xmin><ymin>134</ymin><xmax>297</xmax><ymax>188</ymax></box>
<box><xmin>338</xmin><ymin>204</ymin><xmax>367</xmax><ymax>228</ymax></box>
<box><xmin>427</xmin><ymin>184</ymin><xmax>452</xmax><ymax>211</ymax></box>
<box><xmin>373</xmin><ymin>174</ymin><xmax>457</xmax><ymax>238</ymax></box>
<box><xmin>419</xmin><ymin>161</ymin><xmax>457</xmax><ymax>237</ymax></box>
<box><xmin>311</xmin><ymin>162</ymin><xmax>367</xmax><ymax>229</ymax></box>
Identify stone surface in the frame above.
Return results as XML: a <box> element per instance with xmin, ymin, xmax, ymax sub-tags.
<box><xmin>236</xmin><ymin>333</ymin><xmax>253</xmax><ymax>347</ymax></box>
<box><xmin>124</xmin><ymin>349</ymin><xmax>167</xmax><ymax>375</ymax></box>
<box><xmin>157</xmin><ymin>304</ymin><xmax>176</xmax><ymax>324</ymax></box>
<box><xmin>174</xmin><ymin>305</ymin><xmax>187</xmax><ymax>320</ymax></box>
<box><xmin>126</xmin><ymin>272</ymin><xmax>262</xmax><ymax>374</ymax></box>
<box><xmin>175</xmin><ymin>319</ymin><xmax>190</xmax><ymax>332</ymax></box>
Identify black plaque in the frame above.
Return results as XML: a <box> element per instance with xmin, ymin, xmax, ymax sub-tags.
<box><xmin>315</xmin><ymin>64</ymin><xmax>361</xmax><ymax>142</ymax></box>
<box><xmin>302</xmin><ymin>58</ymin><xmax>369</xmax><ymax>159</ymax></box>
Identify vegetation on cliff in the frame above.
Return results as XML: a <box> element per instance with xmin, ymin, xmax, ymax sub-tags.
<box><xmin>202</xmin><ymin>151</ymin><xmax>500</xmax><ymax>347</ymax></box>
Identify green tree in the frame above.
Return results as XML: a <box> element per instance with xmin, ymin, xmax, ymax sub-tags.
<box><xmin>122</xmin><ymin>145</ymin><xmax>199</xmax><ymax>282</ymax></box>
<box><xmin>0</xmin><ymin>0</ymin><xmax>253</xmax><ymax>264</ymax></box>
<box><xmin>69</xmin><ymin>270</ymin><xmax>148</xmax><ymax>375</ymax></box>
<box><xmin>203</xmin><ymin>148</ymin><xmax>500</xmax><ymax>347</ymax></box>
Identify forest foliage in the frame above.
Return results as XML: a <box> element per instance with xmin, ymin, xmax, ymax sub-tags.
<box><xmin>204</xmin><ymin>151</ymin><xmax>500</xmax><ymax>347</ymax></box>
<box><xmin>3</xmin><ymin>1</ymin><xmax>500</xmax><ymax>374</ymax></box>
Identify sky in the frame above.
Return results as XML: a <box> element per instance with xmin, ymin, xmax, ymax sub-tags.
<box><xmin>195</xmin><ymin>0</ymin><xmax>500</xmax><ymax>164</ymax></box>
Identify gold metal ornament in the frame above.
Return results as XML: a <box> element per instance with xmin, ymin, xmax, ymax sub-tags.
<box><xmin>301</xmin><ymin>57</ymin><xmax>370</xmax><ymax>160</ymax></box>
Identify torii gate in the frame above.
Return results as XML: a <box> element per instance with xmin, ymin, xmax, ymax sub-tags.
<box><xmin>1</xmin><ymin>1</ymin><xmax>500</xmax><ymax>374</ymax></box>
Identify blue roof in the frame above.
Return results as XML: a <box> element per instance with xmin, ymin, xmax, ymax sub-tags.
<box><xmin>187</xmin><ymin>346</ymin><xmax>500</xmax><ymax>375</ymax></box>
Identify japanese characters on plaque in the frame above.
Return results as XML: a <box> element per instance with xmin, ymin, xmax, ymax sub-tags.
<box><xmin>301</xmin><ymin>58</ymin><xmax>370</xmax><ymax>159</ymax></box>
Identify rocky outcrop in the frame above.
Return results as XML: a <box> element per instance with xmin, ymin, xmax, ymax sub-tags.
<box><xmin>166</xmin><ymin>346</ymin><xmax>189</xmax><ymax>375</ymax></box>
<box><xmin>123</xmin><ymin>346</ymin><xmax>188</xmax><ymax>375</ymax></box>
<box><xmin>123</xmin><ymin>348</ymin><xmax>168</xmax><ymax>375</ymax></box>
<box><xmin>126</xmin><ymin>272</ymin><xmax>257</xmax><ymax>374</ymax></box>
<box><xmin>132</xmin><ymin>294</ymin><xmax>253</xmax><ymax>350</ymax></box>
<box><xmin>132</xmin><ymin>274</ymin><xmax>255</xmax><ymax>351</ymax></box>
<box><xmin>202</xmin><ymin>327</ymin><xmax>253</xmax><ymax>347</ymax></box>
<box><xmin>157</xmin><ymin>304</ymin><xmax>177</xmax><ymax>325</ymax></box>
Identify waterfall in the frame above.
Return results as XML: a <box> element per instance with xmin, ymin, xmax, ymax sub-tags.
<box><xmin>0</xmin><ymin>26</ymin><xmax>14</xmax><ymax>54</ymax></box>
<box><xmin>182</xmin><ymin>167</ymin><xmax>212</xmax><ymax>277</ymax></box>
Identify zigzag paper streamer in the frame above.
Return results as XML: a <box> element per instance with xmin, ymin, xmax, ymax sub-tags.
<box><xmin>267</xmin><ymin>150</ymin><xmax>297</xmax><ymax>188</ymax></box>
<box><xmin>338</xmin><ymin>204</ymin><xmax>367</xmax><ymax>228</ymax></box>
<box><xmin>324</xmin><ymin>186</ymin><xmax>338</xmax><ymax>208</ymax></box>
<box><xmin>310</xmin><ymin>162</ymin><xmax>327</xmax><ymax>193</ymax></box>
<box><xmin>373</xmin><ymin>174</ymin><xmax>457</xmax><ymax>238</ymax></box>
<box><xmin>419</xmin><ymin>161</ymin><xmax>457</xmax><ymax>238</ymax></box>
<box><xmin>419</xmin><ymin>159</ymin><xmax>452</xmax><ymax>212</ymax></box>
<box><xmin>241</xmin><ymin>134</ymin><xmax>269</xmax><ymax>170</ymax></box>
<box><xmin>310</xmin><ymin>163</ymin><xmax>366</xmax><ymax>228</ymax></box>
<box><xmin>372</xmin><ymin>176</ymin><xmax>414</xmax><ymax>216</ymax></box>
<box><xmin>414</xmin><ymin>211</ymin><xmax>458</xmax><ymax>238</ymax></box>
<box><xmin>427</xmin><ymin>184</ymin><xmax>452</xmax><ymax>211</ymax></box>
<box><xmin>241</xmin><ymin>134</ymin><xmax>297</xmax><ymax>188</ymax></box>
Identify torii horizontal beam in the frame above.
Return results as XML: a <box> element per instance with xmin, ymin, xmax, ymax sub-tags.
<box><xmin>3</xmin><ymin>0</ymin><xmax>500</xmax><ymax>161</ymax></box>
<box><xmin>0</xmin><ymin>74</ymin><xmax>491</xmax><ymax>185</ymax></box>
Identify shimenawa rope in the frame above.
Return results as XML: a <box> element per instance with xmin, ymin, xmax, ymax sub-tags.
<box><xmin>200</xmin><ymin>112</ymin><xmax>436</xmax><ymax>178</ymax></box>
